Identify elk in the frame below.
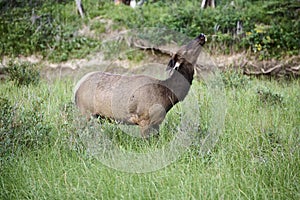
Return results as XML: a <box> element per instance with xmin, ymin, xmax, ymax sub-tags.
<box><xmin>74</xmin><ymin>33</ymin><xmax>206</xmax><ymax>138</ymax></box>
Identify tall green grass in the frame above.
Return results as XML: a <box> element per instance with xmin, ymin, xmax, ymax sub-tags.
<box><xmin>0</xmin><ymin>72</ymin><xmax>299</xmax><ymax>199</ymax></box>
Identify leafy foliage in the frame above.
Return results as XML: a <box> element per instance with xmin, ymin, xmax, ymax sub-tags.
<box><xmin>221</xmin><ymin>69</ymin><xmax>250</xmax><ymax>89</ymax></box>
<box><xmin>5</xmin><ymin>61</ymin><xmax>40</xmax><ymax>86</ymax></box>
<box><xmin>0</xmin><ymin>97</ymin><xmax>13</xmax><ymax>133</ymax></box>
<box><xmin>99</xmin><ymin>0</ymin><xmax>299</xmax><ymax>57</ymax></box>
<box><xmin>0</xmin><ymin>0</ymin><xmax>100</xmax><ymax>61</ymax></box>
<box><xmin>0</xmin><ymin>95</ymin><xmax>52</xmax><ymax>160</ymax></box>
<box><xmin>257</xmin><ymin>86</ymin><xmax>284</xmax><ymax>105</ymax></box>
<box><xmin>0</xmin><ymin>0</ymin><xmax>299</xmax><ymax>60</ymax></box>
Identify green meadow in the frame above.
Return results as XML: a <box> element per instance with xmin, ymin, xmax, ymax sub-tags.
<box><xmin>1</xmin><ymin>69</ymin><xmax>299</xmax><ymax>199</ymax></box>
<box><xmin>1</xmin><ymin>0</ymin><xmax>299</xmax><ymax>199</ymax></box>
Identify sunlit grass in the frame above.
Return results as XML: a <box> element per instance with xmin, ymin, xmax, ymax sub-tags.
<box><xmin>0</xmin><ymin>74</ymin><xmax>299</xmax><ymax>199</ymax></box>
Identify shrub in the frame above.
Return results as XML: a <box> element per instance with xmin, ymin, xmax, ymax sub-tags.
<box><xmin>5</xmin><ymin>61</ymin><xmax>40</xmax><ymax>86</ymax></box>
<box><xmin>0</xmin><ymin>1</ymin><xmax>64</xmax><ymax>56</ymax></box>
<box><xmin>0</xmin><ymin>0</ymin><xmax>299</xmax><ymax>60</ymax></box>
<box><xmin>0</xmin><ymin>96</ymin><xmax>52</xmax><ymax>160</ymax></box>
<box><xmin>0</xmin><ymin>97</ymin><xmax>14</xmax><ymax>132</ymax></box>
<box><xmin>0</xmin><ymin>0</ymin><xmax>100</xmax><ymax>61</ymax></box>
<box><xmin>221</xmin><ymin>69</ymin><xmax>250</xmax><ymax>89</ymax></box>
<box><xmin>257</xmin><ymin>86</ymin><xmax>284</xmax><ymax>105</ymax></box>
<box><xmin>46</xmin><ymin>36</ymin><xmax>100</xmax><ymax>62</ymax></box>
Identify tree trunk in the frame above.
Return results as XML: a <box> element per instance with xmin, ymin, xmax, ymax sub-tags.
<box><xmin>201</xmin><ymin>0</ymin><xmax>215</xmax><ymax>9</ymax></box>
<box><xmin>75</xmin><ymin>0</ymin><xmax>85</xmax><ymax>18</ymax></box>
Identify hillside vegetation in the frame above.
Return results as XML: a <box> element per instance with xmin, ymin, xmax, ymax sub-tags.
<box><xmin>0</xmin><ymin>0</ymin><xmax>299</xmax><ymax>61</ymax></box>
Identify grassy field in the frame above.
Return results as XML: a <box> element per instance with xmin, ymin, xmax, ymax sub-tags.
<box><xmin>1</xmin><ymin>0</ymin><xmax>299</xmax><ymax>199</ymax></box>
<box><xmin>0</xmin><ymin>68</ymin><xmax>299</xmax><ymax>199</ymax></box>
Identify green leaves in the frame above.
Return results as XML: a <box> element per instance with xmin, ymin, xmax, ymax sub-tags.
<box><xmin>5</xmin><ymin>61</ymin><xmax>40</xmax><ymax>87</ymax></box>
<box><xmin>0</xmin><ymin>0</ymin><xmax>299</xmax><ymax>60</ymax></box>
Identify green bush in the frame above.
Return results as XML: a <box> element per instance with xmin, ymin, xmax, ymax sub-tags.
<box><xmin>0</xmin><ymin>96</ymin><xmax>52</xmax><ymax>160</ymax></box>
<box><xmin>0</xmin><ymin>97</ymin><xmax>14</xmax><ymax>132</ymax></box>
<box><xmin>47</xmin><ymin>36</ymin><xmax>100</xmax><ymax>62</ymax></box>
<box><xmin>0</xmin><ymin>0</ymin><xmax>299</xmax><ymax>60</ymax></box>
<box><xmin>90</xmin><ymin>20</ymin><xmax>106</xmax><ymax>34</ymax></box>
<box><xmin>0</xmin><ymin>2</ymin><xmax>64</xmax><ymax>56</ymax></box>
<box><xmin>257</xmin><ymin>86</ymin><xmax>284</xmax><ymax>105</ymax></box>
<box><xmin>221</xmin><ymin>69</ymin><xmax>250</xmax><ymax>89</ymax></box>
<box><xmin>0</xmin><ymin>0</ymin><xmax>100</xmax><ymax>61</ymax></box>
<box><xmin>5</xmin><ymin>61</ymin><xmax>40</xmax><ymax>86</ymax></box>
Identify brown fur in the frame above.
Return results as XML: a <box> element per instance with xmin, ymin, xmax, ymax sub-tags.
<box><xmin>74</xmin><ymin>33</ymin><xmax>206</xmax><ymax>137</ymax></box>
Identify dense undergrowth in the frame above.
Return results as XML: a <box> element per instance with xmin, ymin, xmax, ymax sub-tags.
<box><xmin>1</xmin><ymin>0</ymin><xmax>299</xmax><ymax>61</ymax></box>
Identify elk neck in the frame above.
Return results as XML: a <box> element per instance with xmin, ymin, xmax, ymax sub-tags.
<box><xmin>161</xmin><ymin>61</ymin><xmax>194</xmax><ymax>103</ymax></box>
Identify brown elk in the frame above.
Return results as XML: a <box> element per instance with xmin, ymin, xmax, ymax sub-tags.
<box><xmin>74</xmin><ymin>33</ymin><xmax>206</xmax><ymax>138</ymax></box>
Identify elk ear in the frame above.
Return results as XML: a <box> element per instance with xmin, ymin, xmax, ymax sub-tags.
<box><xmin>166</xmin><ymin>54</ymin><xmax>181</xmax><ymax>71</ymax></box>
